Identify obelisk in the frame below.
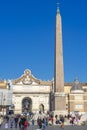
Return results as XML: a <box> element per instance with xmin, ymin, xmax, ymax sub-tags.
<box><xmin>54</xmin><ymin>6</ymin><xmax>66</xmax><ymax>115</ymax></box>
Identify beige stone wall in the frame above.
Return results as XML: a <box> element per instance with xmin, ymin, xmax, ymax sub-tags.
<box><xmin>69</xmin><ymin>95</ymin><xmax>74</xmax><ymax>112</ymax></box>
<box><xmin>84</xmin><ymin>102</ymin><xmax>87</xmax><ymax>111</ymax></box>
<box><xmin>84</xmin><ymin>94</ymin><xmax>87</xmax><ymax>112</ymax></box>
<box><xmin>64</xmin><ymin>85</ymin><xmax>87</xmax><ymax>113</ymax></box>
<box><xmin>64</xmin><ymin>86</ymin><xmax>71</xmax><ymax>94</ymax></box>
<box><xmin>70</xmin><ymin>94</ymin><xmax>74</xmax><ymax>100</ymax></box>
<box><xmin>13</xmin><ymin>92</ymin><xmax>50</xmax><ymax>114</ymax></box>
<box><xmin>83</xmin><ymin>94</ymin><xmax>87</xmax><ymax>100</ymax></box>
<box><xmin>0</xmin><ymin>82</ymin><xmax>7</xmax><ymax>89</ymax></box>
<box><xmin>70</xmin><ymin>102</ymin><xmax>74</xmax><ymax>112</ymax></box>
<box><xmin>67</xmin><ymin>93</ymin><xmax>85</xmax><ymax>113</ymax></box>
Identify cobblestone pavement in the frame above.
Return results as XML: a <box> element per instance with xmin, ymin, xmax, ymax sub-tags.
<box><xmin>0</xmin><ymin>125</ymin><xmax>87</xmax><ymax>130</ymax></box>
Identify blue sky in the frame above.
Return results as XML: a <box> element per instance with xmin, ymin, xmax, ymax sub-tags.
<box><xmin>0</xmin><ymin>0</ymin><xmax>87</xmax><ymax>82</ymax></box>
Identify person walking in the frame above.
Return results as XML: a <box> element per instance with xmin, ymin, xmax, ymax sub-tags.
<box><xmin>37</xmin><ymin>117</ymin><xmax>42</xmax><ymax>129</ymax></box>
<box><xmin>14</xmin><ymin>115</ymin><xmax>19</xmax><ymax>128</ymax></box>
<box><xmin>42</xmin><ymin>118</ymin><xmax>46</xmax><ymax>130</ymax></box>
<box><xmin>60</xmin><ymin>115</ymin><xmax>65</xmax><ymax>128</ymax></box>
<box><xmin>21</xmin><ymin>116</ymin><xmax>26</xmax><ymax>130</ymax></box>
<box><xmin>10</xmin><ymin>116</ymin><xmax>14</xmax><ymax>128</ymax></box>
<box><xmin>32</xmin><ymin>119</ymin><xmax>34</xmax><ymax>126</ymax></box>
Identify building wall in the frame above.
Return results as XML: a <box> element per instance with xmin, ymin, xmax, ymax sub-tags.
<box><xmin>13</xmin><ymin>93</ymin><xmax>50</xmax><ymax>114</ymax></box>
<box><xmin>84</xmin><ymin>94</ymin><xmax>87</xmax><ymax>112</ymax></box>
<box><xmin>1</xmin><ymin>80</ymin><xmax>87</xmax><ymax>114</ymax></box>
<box><xmin>64</xmin><ymin>84</ymin><xmax>87</xmax><ymax>114</ymax></box>
<box><xmin>12</xmin><ymin>84</ymin><xmax>51</xmax><ymax>114</ymax></box>
<box><xmin>7</xmin><ymin>83</ymin><xmax>87</xmax><ymax>114</ymax></box>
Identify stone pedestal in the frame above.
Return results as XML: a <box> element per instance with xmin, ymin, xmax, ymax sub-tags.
<box><xmin>54</xmin><ymin>92</ymin><xmax>66</xmax><ymax>115</ymax></box>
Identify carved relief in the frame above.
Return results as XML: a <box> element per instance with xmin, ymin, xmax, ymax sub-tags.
<box><xmin>22</xmin><ymin>75</ymin><xmax>32</xmax><ymax>85</ymax></box>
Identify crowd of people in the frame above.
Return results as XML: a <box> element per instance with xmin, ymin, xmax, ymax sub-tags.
<box><xmin>0</xmin><ymin>112</ymin><xmax>86</xmax><ymax>130</ymax></box>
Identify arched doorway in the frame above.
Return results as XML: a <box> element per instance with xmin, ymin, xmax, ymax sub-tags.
<box><xmin>22</xmin><ymin>97</ymin><xmax>32</xmax><ymax>113</ymax></box>
<box><xmin>39</xmin><ymin>104</ymin><xmax>44</xmax><ymax>113</ymax></box>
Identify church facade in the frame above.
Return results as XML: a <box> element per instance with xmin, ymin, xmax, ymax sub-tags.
<box><xmin>0</xmin><ymin>7</ymin><xmax>87</xmax><ymax>115</ymax></box>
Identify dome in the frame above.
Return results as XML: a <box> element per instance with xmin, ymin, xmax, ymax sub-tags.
<box><xmin>71</xmin><ymin>78</ymin><xmax>84</xmax><ymax>93</ymax></box>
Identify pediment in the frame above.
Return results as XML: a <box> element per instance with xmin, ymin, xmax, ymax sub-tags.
<box><xmin>12</xmin><ymin>69</ymin><xmax>52</xmax><ymax>86</ymax></box>
<box><xmin>12</xmin><ymin>69</ymin><xmax>40</xmax><ymax>85</ymax></box>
